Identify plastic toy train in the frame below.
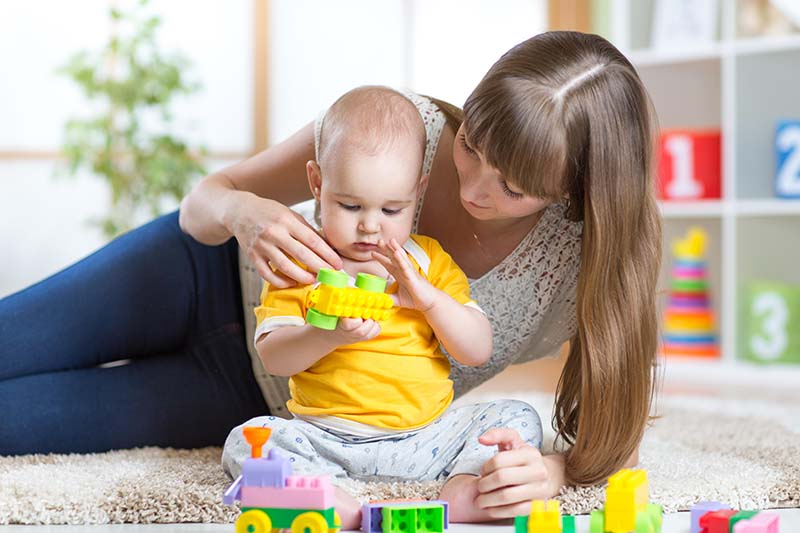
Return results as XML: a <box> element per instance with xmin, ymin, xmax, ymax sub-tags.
<box><xmin>222</xmin><ymin>426</ymin><xmax>449</xmax><ymax>533</ymax></box>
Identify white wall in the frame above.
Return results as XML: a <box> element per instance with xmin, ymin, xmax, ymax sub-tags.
<box><xmin>0</xmin><ymin>1</ymin><xmax>252</xmax><ymax>298</ymax></box>
<box><xmin>0</xmin><ymin>0</ymin><xmax>547</xmax><ymax>298</ymax></box>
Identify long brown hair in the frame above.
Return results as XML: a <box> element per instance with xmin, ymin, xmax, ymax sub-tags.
<box><xmin>463</xmin><ymin>31</ymin><xmax>662</xmax><ymax>485</ymax></box>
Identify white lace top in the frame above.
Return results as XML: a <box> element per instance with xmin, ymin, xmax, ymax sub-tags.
<box><xmin>238</xmin><ymin>89</ymin><xmax>583</xmax><ymax>417</ymax></box>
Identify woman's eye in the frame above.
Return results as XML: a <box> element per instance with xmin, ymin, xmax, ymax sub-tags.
<box><xmin>338</xmin><ymin>203</ymin><xmax>360</xmax><ymax>211</ymax></box>
<box><xmin>459</xmin><ymin>134</ymin><xmax>477</xmax><ymax>156</ymax></box>
<box><xmin>499</xmin><ymin>179</ymin><xmax>524</xmax><ymax>200</ymax></box>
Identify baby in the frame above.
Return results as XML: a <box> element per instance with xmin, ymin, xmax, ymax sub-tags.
<box><xmin>222</xmin><ymin>86</ymin><xmax>542</xmax><ymax>528</ymax></box>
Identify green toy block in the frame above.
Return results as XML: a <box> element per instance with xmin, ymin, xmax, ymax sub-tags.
<box><xmin>514</xmin><ymin>514</ymin><xmax>528</xmax><ymax>533</ymax></box>
<box><xmin>730</xmin><ymin>510</ymin><xmax>759</xmax><ymax>531</ymax></box>
<box><xmin>240</xmin><ymin>506</ymin><xmax>336</xmax><ymax>530</ymax></box>
<box><xmin>317</xmin><ymin>268</ymin><xmax>349</xmax><ymax>287</ymax></box>
<box><xmin>562</xmin><ymin>514</ymin><xmax>576</xmax><ymax>533</ymax></box>
<box><xmin>744</xmin><ymin>281</ymin><xmax>800</xmax><ymax>364</ymax></box>
<box><xmin>305</xmin><ymin>307</ymin><xmax>340</xmax><ymax>330</ymax></box>
<box><xmin>589</xmin><ymin>510</ymin><xmax>605</xmax><ymax>533</ymax></box>
<box><xmin>355</xmin><ymin>272</ymin><xmax>388</xmax><ymax>292</ymax></box>
<box><xmin>381</xmin><ymin>504</ymin><xmax>445</xmax><ymax>533</ymax></box>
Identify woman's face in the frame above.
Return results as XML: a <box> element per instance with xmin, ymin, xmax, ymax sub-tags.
<box><xmin>452</xmin><ymin>123</ymin><xmax>551</xmax><ymax>221</ymax></box>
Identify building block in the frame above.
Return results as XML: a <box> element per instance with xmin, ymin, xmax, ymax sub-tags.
<box><xmin>223</xmin><ymin>426</ymin><xmax>341</xmax><ymax>532</ymax></box>
<box><xmin>238</xmin><ymin>506</ymin><xmax>337</xmax><ymax>531</ymax></box>
<box><xmin>361</xmin><ymin>500</ymin><xmax>449</xmax><ymax>533</ymax></box>
<box><xmin>734</xmin><ymin>512</ymin><xmax>780</xmax><ymax>533</ymax></box>
<box><xmin>744</xmin><ymin>281</ymin><xmax>800</xmax><ymax>364</ymax></box>
<box><xmin>240</xmin><ymin>475</ymin><xmax>334</xmax><ymax>509</ymax></box>
<box><xmin>306</xmin><ymin>268</ymin><xmax>394</xmax><ymax>330</ymax></box>
<box><xmin>776</xmin><ymin>120</ymin><xmax>800</xmax><ymax>198</ymax></box>
<box><xmin>605</xmin><ymin>469</ymin><xmax>649</xmax><ymax>532</ymax></box>
<box><xmin>658</xmin><ymin>129</ymin><xmax>721</xmax><ymax>200</ymax></box>
<box><xmin>588</xmin><ymin>469</ymin><xmax>662</xmax><ymax>533</ymax></box>
<box><xmin>690</xmin><ymin>501</ymin><xmax>730</xmax><ymax>533</ymax></box>
<box><xmin>514</xmin><ymin>500</ymin><xmax>577</xmax><ymax>533</ymax></box>
<box><xmin>699</xmin><ymin>509</ymin><xmax>738</xmax><ymax>533</ymax></box>
<box><xmin>529</xmin><ymin>500</ymin><xmax>561</xmax><ymax>533</ymax></box>
<box><xmin>731</xmin><ymin>511</ymin><xmax>761</xmax><ymax>531</ymax></box>
<box><xmin>241</xmin><ymin>448</ymin><xmax>290</xmax><ymax>488</ymax></box>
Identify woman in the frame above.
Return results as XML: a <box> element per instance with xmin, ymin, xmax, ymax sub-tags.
<box><xmin>0</xmin><ymin>31</ymin><xmax>660</xmax><ymax>518</ymax></box>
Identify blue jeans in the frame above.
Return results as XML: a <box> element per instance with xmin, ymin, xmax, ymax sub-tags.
<box><xmin>0</xmin><ymin>211</ymin><xmax>268</xmax><ymax>455</ymax></box>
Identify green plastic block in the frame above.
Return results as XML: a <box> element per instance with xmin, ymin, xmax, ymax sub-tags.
<box><xmin>589</xmin><ymin>510</ymin><xmax>605</xmax><ymax>533</ymax></box>
<box><xmin>240</xmin><ymin>506</ymin><xmax>336</xmax><ymax>529</ymax></box>
<box><xmin>562</xmin><ymin>514</ymin><xmax>576</xmax><ymax>533</ymax></box>
<box><xmin>381</xmin><ymin>505</ymin><xmax>445</xmax><ymax>533</ymax></box>
<box><xmin>514</xmin><ymin>514</ymin><xmax>528</xmax><ymax>533</ymax></box>
<box><xmin>355</xmin><ymin>272</ymin><xmax>387</xmax><ymax>293</ymax></box>
<box><xmin>730</xmin><ymin>510</ymin><xmax>759</xmax><ymax>531</ymax></box>
<box><xmin>744</xmin><ymin>281</ymin><xmax>800</xmax><ymax>363</ymax></box>
<box><xmin>317</xmin><ymin>268</ymin><xmax>349</xmax><ymax>287</ymax></box>
<box><xmin>305</xmin><ymin>307</ymin><xmax>338</xmax><ymax>330</ymax></box>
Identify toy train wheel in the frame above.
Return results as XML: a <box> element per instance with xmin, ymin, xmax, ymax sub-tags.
<box><xmin>290</xmin><ymin>511</ymin><xmax>329</xmax><ymax>533</ymax></box>
<box><xmin>328</xmin><ymin>510</ymin><xmax>341</xmax><ymax>532</ymax></box>
<box><xmin>236</xmin><ymin>509</ymin><xmax>272</xmax><ymax>533</ymax></box>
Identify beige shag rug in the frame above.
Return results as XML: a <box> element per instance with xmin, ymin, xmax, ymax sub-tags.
<box><xmin>1</xmin><ymin>390</ymin><xmax>798</xmax><ymax>524</ymax></box>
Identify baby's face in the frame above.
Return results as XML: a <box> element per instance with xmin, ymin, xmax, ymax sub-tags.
<box><xmin>316</xmin><ymin>142</ymin><xmax>422</xmax><ymax>263</ymax></box>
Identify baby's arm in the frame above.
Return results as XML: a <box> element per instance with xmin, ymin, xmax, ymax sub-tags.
<box><xmin>373</xmin><ymin>239</ymin><xmax>492</xmax><ymax>367</ymax></box>
<box><xmin>423</xmin><ymin>295</ymin><xmax>492</xmax><ymax>366</ymax></box>
<box><xmin>257</xmin><ymin>318</ymin><xmax>380</xmax><ymax>376</ymax></box>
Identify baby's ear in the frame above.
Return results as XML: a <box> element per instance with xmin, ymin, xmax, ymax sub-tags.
<box><xmin>306</xmin><ymin>160</ymin><xmax>323</xmax><ymax>200</ymax></box>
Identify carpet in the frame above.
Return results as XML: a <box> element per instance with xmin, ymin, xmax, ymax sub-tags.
<box><xmin>1</xmin><ymin>390</ymin><xmax>798</xmax><ymax>524</ymax></box>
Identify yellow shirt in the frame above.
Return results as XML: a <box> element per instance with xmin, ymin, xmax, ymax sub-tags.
<box><xmin>253</xmin><ymin>234</ymin><xmax>479</xmax><ymax>431</ymax></box>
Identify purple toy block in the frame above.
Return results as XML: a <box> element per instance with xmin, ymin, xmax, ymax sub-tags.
<box><xmin>360</xmin><ymin>500</ymin><xmax>449</xmax><ymax>532</ymax></box>
<box><xmin>241</xmin><ymin>448</ymin><xmax>291</xmax><ymax>488</ymax></box>
<box><xmin>691</xmin><ymin>501</ymin><xmax>730</xmax><ymax>533</ymax></box>
<box><xmin>734</xmin><ymin>512</ymin><xmax>780</xmax><ymax>533</ymax></box>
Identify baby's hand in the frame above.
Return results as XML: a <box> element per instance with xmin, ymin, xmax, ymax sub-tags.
<box><xmin>372</xmin><ymin>239</ymin><xmax>438</xmax><ymax>312</ymax></box>
<box><xmin>332</xmin><ymin>317</ymin><xmax>381</xmax><ymax>345</ymax></box>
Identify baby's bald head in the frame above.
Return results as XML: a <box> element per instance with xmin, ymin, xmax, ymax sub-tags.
<box><xmin>317</xmin><ymin>86</ymin><xmax>426</xmax><ymax>176</ymax></box>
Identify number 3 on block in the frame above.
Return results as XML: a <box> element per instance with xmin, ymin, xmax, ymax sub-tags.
<box><xmin>776</xmin><ymin>121</ymin><xmax>800</xmax><ymax>198</ymax></box>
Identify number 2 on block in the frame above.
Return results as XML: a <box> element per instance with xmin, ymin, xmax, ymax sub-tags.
<box><xmin>776</xmin><ymin>123</ymin><xmax>800</xmax><ymax>197</ymax></box>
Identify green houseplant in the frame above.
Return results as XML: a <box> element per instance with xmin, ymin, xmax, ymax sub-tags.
<box><xmin>59</xmin><ymin>0</ymin><xmax>206</xmax><ymax>237</ymax></box>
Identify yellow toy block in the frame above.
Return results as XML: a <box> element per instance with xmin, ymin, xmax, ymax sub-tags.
<box><xmin>305</xmin><ymin>268</ymin><xmax>394</xmax><ymax>330</ymax></box>
<box><xmin>527</xmin><ymin>500</ymin><xmax>562</xmax><ymax>533</ymax></box>
<box><xmin>604</xmin><ymin>469</ymin><xmax>649</xmax><ymax>533</ymax></box>
<box><xmin>308</xmin><ymin>285</ymin><xmax>393</xmax><ymax>320</ymax></box>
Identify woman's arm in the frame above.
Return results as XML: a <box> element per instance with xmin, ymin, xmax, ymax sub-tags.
<box><xmin>179</xmin><ymin>122</ymin><xmax>342</xmax><ymax>287</ymax></box>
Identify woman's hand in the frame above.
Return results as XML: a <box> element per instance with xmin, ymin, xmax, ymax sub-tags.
<box><xmin>474</xmin><ymin>428</ymin><xmax>565</xmax><ymax>518</ymax></box>
<box><xmin>232</xmin><ymin>194</ymin><xmax>342</xmax><ymax>288</ymax></box>
<box><xmin>372</xmin><ymin>238</ymin><xmax>439</xmax><ymax>311</ymax></box>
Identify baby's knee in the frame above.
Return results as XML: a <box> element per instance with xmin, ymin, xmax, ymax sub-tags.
<box><xmin>496</xmin><ymin>399</ymin><xmax>544</xmax><ymax>448</ymax></box>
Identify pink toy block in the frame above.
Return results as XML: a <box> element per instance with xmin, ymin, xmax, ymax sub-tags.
<box><xmin>733</xmin><ymin>512</ymin><xmax>780</xmax><ymax>533</ymax></box>
<box><xmin>240</xmin><ymin>475</ymin><xmax>334</xmax><ymax>509</ymax></box>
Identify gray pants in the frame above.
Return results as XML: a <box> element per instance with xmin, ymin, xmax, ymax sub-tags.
<box><xmin>222</xmin><ymin>400</ymin><xmax>542</xmax><ymax>482</ymax></box>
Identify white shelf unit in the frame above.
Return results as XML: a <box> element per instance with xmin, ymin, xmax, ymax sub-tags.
<box><xmin>607</xmin><ymin>0</ymin><xmax>800</xmax><ymax>371</ymax></box>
